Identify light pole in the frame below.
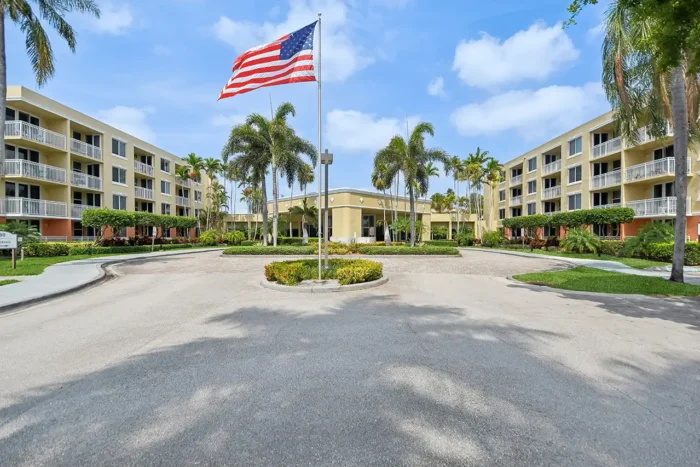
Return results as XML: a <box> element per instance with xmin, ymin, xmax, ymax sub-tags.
<box><xmin>320</xmin><ymin>149</ymin><xmax>333</xmax><ymax>269</ymax></box>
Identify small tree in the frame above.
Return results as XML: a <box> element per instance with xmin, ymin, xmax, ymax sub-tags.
<box><xmin>82</xmin><ymin>209</ymin><xmax>135</xmax><ymax>243</ymax></box>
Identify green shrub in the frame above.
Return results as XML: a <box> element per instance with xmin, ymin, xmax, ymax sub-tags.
<box><xmin>277</xmin><ymin>236</ymin><xmax>319</xmax><ymax>246</ymax></box>
<box><xmin>224</xmin><ymin>230</ymin><xmax>246</xmax><ymax>246</ymax></box>
<box><xmin>373</xmin><ymin>241</ymin><xmax>406</xmax><ymax>246</ymax></box>
<box><xmin>223</xmin><ymin>246</ymin><xmax>315</xmax><ymax>255</ymax></box>
<box><xmin>560</xmin><ymin>228</ymin><xmax>602</xmax><ymax>254</ymax></box>
<box><xmin>199</xmin><ymin>229</ymin><xmax>221</xmax><ymax>246</ymax></box>
<box><xmin>646</xmin><ymin>242</ymin><xmax>700</xmax><ymax>266</ymax></box>
<box><xmin>264</xmin><ymin>259</ymin><xmax>382</xmax><ymax>286</ymax></box>
<box><xmin>424</xmin><ymin>240</ymin><xmax>457</xmax><ymax>247</ymax></box>
<box><xmin>357</xmin><ymin>246</ymin><xmax>460</xmax><ymax>255</ymax></box>
<box><xmin>455</xmin><ymin>232</ymin><xmax>476</xmax><ymax>246</ymax></box>
<box><xmin>623</xmin><ymin>222</ymin><xmax>674</xmax><ymax>258</ymax></box>
<box><xmin>431</xmin><ymin>226</ymin><xmax>449</xmax><ymax>240</ymax></box>
<box><xmin>600</xmin><ymin>240</ymin><xmax>624</xmax><ymax>257</ymax></box>
<box><xmin>336</xmin><ymin>261</ymin><xmax>383</xmax><ymax>285</ymax></box>
<box><xmin>68</xmin><ymin>243</ymin><xmax>198</xmax><ymax>256</ymax></box>
<box><xmin>482</xmin><ymin>231</ymin><xmax>506</xmax><ymax>248</ymax></box>
<box><xmin>24</xmin><ymin>242</ymin><xmax>70</xmax><ymax>257</ymax></box>
<box><xmin>241</xmin><ymin>240</ymin><xmax>259</xmax><ymax>246</ymax></box>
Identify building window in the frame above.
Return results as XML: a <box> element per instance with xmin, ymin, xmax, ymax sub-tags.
<box><xmin>112</xmin><ymin>138</ymin><xmax>127</xmax><ymax>158</ymax></box>
<box><xmin>160</xmin><ymin>158</ymin><xmax>171</xmax><ymax>173</ymax></box>
<box><xmin>194</xmin><ymin>190</ymin><xmax>202</xmax><ymax>202</ymax></box>
<box><xmin>86</xmin><ymin>193</ymin><xmax>102</xmax><ymax>207</ymax></box>
<box><xmin>499</xmin><ymin>190</ymin><xmax>506</xmax><ymax>202</ymax></box>
<box><xmin>568</xmin><ymin>136</ymin><xmax>582</xmax><ymax>156</ymax></box>
<box><xmin>544</xmin><ymin>225</ymin><xmax>558</xmax><ymax>238</ymax></box>
<box><xmin>161</xmin><ymin>180</ymin><xmax>171</xmax><ymax>195</ymax></box>
<box><xmin>568</xmin><ymin>165</ymin><xmax>582</xmax><ymax>184</ymax></box>
<box><xmin>568</xmin><ymin>193</ymin><xmax>582</xmax><ymax>211</ymax></box>
<box><xmin>527</xmin><ymin>157</ymin><xmax>537</xmax><ymax>172</ymax></box>
<box><xmin>527</xmin><ymin>202</ymin><xmax>536</xmax><ymax>215</ymax></box>
<box><xmin>161</xmin><ymin>203</ymin><xmax>171</xmax><ymax>215</ymax></box>
<box><xmin>511</xmin><ymin>207</ymin><xmax>522</xmax><ymax>217</ymax></box>
<box><xmin>112</xmin><ymin>166</ymin><xmax>127</xmax><ymax>185</ymax></box>
<box><xmin>113</xmin><ymin>194</ymin><xmax>127</xmax><ymax>210</ymax></box>
<box><xmin>527</xmin><ymin>180</ymin><xmax>537</xmax><ymax>195</ymax></box>
<box><xmin>499</xmin><ymin>208</ymin><xmax>505</xmax><ymax>220</ymax></box>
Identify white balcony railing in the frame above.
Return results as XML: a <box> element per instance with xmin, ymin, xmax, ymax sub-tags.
<box><xmin>135</xmin><ymin>186</ymin><xmax>155</xmax><ymax>200</ymax></box>
<box><xmin>511</xmin><ymin>174</ymin><xmax>523</xmax><ymax>186</ymax></box>
<box><xmin>176</xmin><ymin>195</ymin><xmax>189</xmax><ymax>206</ymax></box>
<box><xmin>510</xmin><ymin>195</ymin><xmax>523</xmax><ymax>206</ymax></box>
<box><xmin>70</xmin><ymin>138</ymin><xmax>102</xmax><ymax>162</ymax></box>
<box><xmin>5</xmin><ymin>120</ymin><xmax>66</xmax><ymax>150</ymax></box>
<box><xmin>543</xmin><ymin>210</ymin><xmax>561</xmax><ymax>216</ymax></box>
<box><xmin>134</xmin><ymin>160</ymin><xmax>155</xmax><ymax>177</ymax></box>
<box><xmin>542</xmin><ymin>159</ymin><xmax>561</xmax><ymax>175</ymax></box>
<box><xmin>542</xmin><ymin>186</ymin><xmax>561</xmax><ymax>200</ymax></box>
<box><xmin>71</xmin><ymin>204</ymin><xmax>99</xmax><ymax>220</ymax></box>
<box><xmin>41</xmin><ymin>236</ymin><xmax>68</xmax><ymax>242</ymax></box>
<box><xmin>72</xmin><ymin>236</ymin><xmax>97</xmax><ymax>242</ymax></box>
<box><xmin>626</xmin><ymin>197</ymin><xmax>691</xmax><ymax>218</ymax></box>
<box><xmin>70</xmin><ymin>171</ymin><xmax>102</xmax><ymax>190</ymax></box>
<box><xmin>626</xmin><ymin>122</ymin><xmax>673</xmax><ymax>148</ymax></box>
<box><xmin>0</xmin><ymin>197</ymin><xmax>67</xmax><ymax>218</ymax></box>
<box><xmin>592</xmin><ymin>203</ymin><xmax>621</xmax><ymax>209</ymax></box>
<box><xmin>2</xmin><ymin>159</ymin><xmax>67</xmax><ymax>184</ymax></box>
<box><xmin>592</xmin><ymin>136</ymin><xmax>622</xmax><ymax>159</ymax></box>
<box><xmin>175</xmin><ymin>177</ymin><xmax>192</xmax><ymax>188</ymax></box>
<box><xmin>625</xmin><ymin>157</ymin><xmax>690</xmax><ymax>183</ymax></box>
<box><xmin>591</xmin><ymin>169</ymin><xmax>622</xmax><ymax>190</ymax></box>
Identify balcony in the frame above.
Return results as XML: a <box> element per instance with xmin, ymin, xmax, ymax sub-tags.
<box><xmin>591</xmin><ymin>136</ymin><xmax>622</xmax><ymax>159</ymax></box>
<box><xmin>41</xmin><ymin>236</ymin><xmax>68</xmax><ymax>242</ymax></box>
<box><xmin>625</xmin><ymin>157</ymin><xmax>690</xmax><ymax>183</ymax></box>
<box><xmin>626</xmin><ymin>197</ymin><xmax>691</xmax><ymax>218</ymax></box>
<box><xmin>542</xmin><ymin>159</ymin><xmax>561</xmax><ymax>175</ymax></box>
<box><xmin>0</xmin><ymin>197</ymin><xmax>67</xmax><ymax>218</ymax></box>
<box><xmin>72</xmin><ymin>236</ymin><xmax>97</xmax><ymax>242</ymax></box>
<box><xmin>70</xmin><ymin>138</ymin><xmax>102</xmax><ymax>162</ymax></box>
<box><xmin>592</xmin><ymin>203</ymin><xmax>621</xmax><ymax>209</ymax></box>
<box><xmin>510</xmin><ymin>195</ymin><xmax>523</xmax><ymax>206</ymax></box>
<box><xmin>71</xmin><ymin>203</ymin><xmax>99</xmax><ymax>220</ymax></box>
<box><xmin>175</xmin><ymin>177</ymin><xmax>192</xmax><ymax>188</ymax></box>
<box><xmin>510</xmin><ymin>174</ymin><xmax>523</xmax><ymax>186</ymax></box>
<box><xmin>134</xmin><ymin>186</ymin><xmax>155</xmax><ymax>200</ymax></box>
<box><xmin>542</xmin><ymin>186</ymin><xmax>561</xmax><ymax>200</ymax></box>
<box><xmin>590</xmin><ymin>169</ymin><xmax>622</xmax><ymax>190</ymax></box>
<box><xmin>134</xmin><ymin>160</ymin><xmax>155</xmax><ymax>177</ymax></box>
<box><xmin>2</xmin><ymin>159</ymin><xmax>67</xmax><ymax>184</ymax></box>
<box><xmin>70</xmin><ymin>171</ymin><xmax>102</xmax><ymax>191</ymax></box>
<box><xmin>544</xmin><ymin>210</ymin><xmax>561</xmax><ymax>216</ymax></box>
<box><xmin>5</xmin><ymin>120</ymin><xmax>66</xmax><ymax>150</ymax></box>
<box><xmin>176</xmin><ymin>195</ymin><xmax>189</xmax><ymax>206</ymax></box>
<box><xmin>625</xmin><ymin>122</ymin><xmax>673</xmax><ymax>148</ymax></box>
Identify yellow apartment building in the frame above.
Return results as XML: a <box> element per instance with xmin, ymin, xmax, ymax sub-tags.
<box><xmin>1</xmin><ymin>86</ymin><xmax>211</xmax><ymax>241</ymax></box>
<box><xmin>485</xmin><ymin>111</ymin><xmax>700</xmax><ymax>241</ymax></box>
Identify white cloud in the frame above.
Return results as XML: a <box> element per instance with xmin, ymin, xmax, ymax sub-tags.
<box><xmin>452</xmin><ymin>22</ymin><xmax>579</xmax><ymax>89</ymax></box>
<box><xmin>89</xmin><ymin>2</ymin><xmax>133</xmax><ymax>35</ymax></box>
<box><xmin>427</xmin><ymin>76</ymin><xmax>445</xmax><ymax>97</ymax></box>
<box><xmin>213</xmin><ymin>0</ymin><xmax>372</xmax><ymax>82</ymax></box>
<box><xmin>152</xmin><ymin>45</ymin><xmax>172</xmax><ymax>56</ymax></box>
<box><xmin>211</xmin><ymin>114</ymin><xmax>247</xmax><ymax>127</ymax></box>
<box><xmin>97</xmin><ymin>106</ymin><xmax>156</xmax><ymax>143</ymax></box>
<box><xmin>326</xmin><ymin>110</ymin><xmax>420</xmax><ymax>152</ymax></box>
<box><xmin>449</xmin><ymin>82</ymin><xmax>608</xmax><ymax>140</ymax></box>
<box><xmin>587</xmin><ymin>22</ymin><xmax>605</xmax><ymax>41</ymax></box>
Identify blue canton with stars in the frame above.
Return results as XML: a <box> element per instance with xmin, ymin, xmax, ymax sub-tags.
<box><xmin>279</xmin><ymin>21</ymin><xmax>317</xmax><ymax>60</ymax></box>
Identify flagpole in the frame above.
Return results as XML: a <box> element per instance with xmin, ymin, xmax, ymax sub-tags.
<box><xmin>317</xmin><ymin>12</ymin><xmax>322</xmax><ymax>281</ymax></box>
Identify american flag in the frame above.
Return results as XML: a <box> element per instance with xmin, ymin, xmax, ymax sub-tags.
<box><xmin>218</xmin><ymin>21</ymin><xmax>318</xmax><ymax>100</ymax></box>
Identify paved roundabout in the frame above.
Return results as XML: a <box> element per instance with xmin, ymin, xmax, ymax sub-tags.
<box><xmin>1</xmin><ymin>250</ymin><xmax>699</xmax><ymax>466</ymax></box>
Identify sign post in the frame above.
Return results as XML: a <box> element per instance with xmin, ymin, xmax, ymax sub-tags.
<box><xmin>0</xmin><ymin>232</ymin><xmax>18</xmax><ymax>270</ymax></box>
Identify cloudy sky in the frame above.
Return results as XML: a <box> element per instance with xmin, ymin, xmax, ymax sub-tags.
<box><xmin>6</xmin><ymin>0</ymin><xmax>610</xmax><ymax>198</ymax></box>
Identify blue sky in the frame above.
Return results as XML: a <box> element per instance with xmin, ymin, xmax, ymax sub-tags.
<box><xmin>7</xmin><ymin>0</ymin><xmax>611</xmax><ymax>199</ymax></box>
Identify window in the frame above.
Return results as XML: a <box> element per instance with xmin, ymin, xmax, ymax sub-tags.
<box><xmin>161</xmin><ymin>180</ymin><xmax>171</xmax><ymax>195</ymax></box>
<box><xmin>194</xmin><ymin>190</ymin><xmax>202</xmax><ymax>202</ymax></box>
<box><xmin>511</xmin><ymin>167</ymin><xmax>523</xmax><ymax>177</ymax></box>
<box><xmin>112</xmin><ymin>166</ymin><xmax>127</xmax><ymax>185</ymax></box>
<box><xmin>527</xmin><ymin>157</ymin><xmax>537</xmax><ymax>172</ymax></box>
<box><xmin>112</xmin><ymin>138</ymin><xmax>126</xmax><ymax>158</ymax></box>
<box><xmin>499</xmin><ymin>190</ymin><xmax>506</xmax><ymax>202</ymax></box>
<box><xmin>543</xmin><ymin>201</ymin><xmax>557</xmax><ymax>213</ymax></box>
<box><xmin>160</xmin><ymin>158</ymin><xmax>171</xmax><ymax>173</ymax></box>
<box><xmin>544</xmin><ymin>153</ymin><xmax>558</xmax><ymax>165</ymax></box>
<box><xmin>161</xmin><ymin>203</ymin><xmax>171</xmax><ymax>215</ymax></box>
<box><xmin>511</xmin><ymin>207</ymin><xmax>522</xmax><ymax>218</ymax></box>
<box><xmin>544</xmin><ymin>225</ymin><xmax>558</xmax><ymax>238</ymax></box>
<box><xmin>86</xmin><ymin>193</ymin><xmax>101</xmax><ymax>207</ymax></box>
<box><xmin>113</xmin><ymin>194</ymin><xmax>127</xmax><ymax>210</ymax></box>
<box><xmin>653</xmin><ymin>182</ymin><xmax>674</xmax><ymax>198</ymax></box>
<box><xmin>527</xmin><ymin>202</ymin><xmax>536</xmax><ymax>215</ymax></box>
<box><xmin>499</xmin><ymin>208</ymin><xmax>506</xmax><ymax>220</ymax></box>
<box><xmin>568</xmin><ymin>165</ymin><xmax>582</xmax><ymax>184</ymax></box>
<box><xmin>568</xmin><ymin>136</ymin><xmax>582</xmax><ymax>156</ymax></box>
<box><xmin>593</xmin><ymin>133</ymin><xmax>609</xmax><ymax>146</ymax></box>
<box><xmin>527</xmin><ymin>180</ymin><xmax>537</xmax><ymax>195</ymax></box>
<box><xmin>544</xmin><ymin>177</ymin><xmax>558</xmax><ymax>189</ymax></box>
<box><xmin>568</xmin><ymin>193</ymin><xmax>582</xmax><ymax>211</ymax></box>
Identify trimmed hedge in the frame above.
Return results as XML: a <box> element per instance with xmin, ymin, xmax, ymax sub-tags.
<box><xmin>24</xmin><ymin>242</ymin><xmax>70</xmax><ymax>257</ymax></box>
<box><xmin>223</xmin><ymin>246</ymin><xmax>316</xmax><ymax>255</ymax></box>
<box><xmin>241</xmin><ymin>240</ymin><xmax>259</xmax><ymax>246</ymax></box>
<box><xmin>82</xmin><ymin>208</ymin><xmax>198</xmax><ymax>233</ymax></box>
<box><xmin>277</xmin><ymin>236</ymin><xmax>320</xmax><ymax>246</ymax></box>
<box><xmin>225</xmin><ymin>231</ymin><xmax>246</xmax><ymax>245</ymax></box>
<box><xmin>264</xmin><ymin>259</ymin><xmax>382</xmax><ymax>286</ymax></box>
<box><xmin>68</xmin><ymin>243</ymin><xmax>201</xmax><ymax>256</ymax></box>
<box><xmin>502</xmin><ymin>207</ymin><xmax>635</xmax><ymax>230</ymax></box>
<box><xmin>600</xmin><ymin>240</ymin><xmax>624</xmax><ymax>257</ymax></box>
<box><xmin>425</xmin><ymin>240</ymin><xmax>458</xmax><ymax>247</ymax></box>
<box><xmin>646</xmin><ymin>242</ymin><xmax>700</xmax><ymax>266</ymax></box>
<box><xmin>357</xmin><ymin>246</ymin><xmax>460</xmax><ymax>255</ymax></box>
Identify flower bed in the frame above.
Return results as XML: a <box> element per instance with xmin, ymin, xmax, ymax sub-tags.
<box><xmin>223</xmin><ymin>245</ymin><xmax>460</xmax><ymax>256</ymax></box>
<box><xmin>264</xmin><ymin>259</ymin><xmax>383</xmax><ymax>286</ymax></box>
<box><xmin>357</xmin><ymin>246</ymin><xmax>460</xmax><ymax>255</ymax></box>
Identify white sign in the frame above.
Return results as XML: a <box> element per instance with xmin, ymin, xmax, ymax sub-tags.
<box><xmin>0</xmin><ymin>232</ymin><xmax>18</xmax><ymax>249</ymax></box>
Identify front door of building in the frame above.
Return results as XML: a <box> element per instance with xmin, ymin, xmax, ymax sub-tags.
<box><xmin>362</xmin><ymin>215</ymin><xmax>375</xmax><ymax>238</ymax></box>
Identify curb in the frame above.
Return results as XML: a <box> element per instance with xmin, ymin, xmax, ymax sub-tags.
<box><xmin>460</xmin><ymin>247</ymin><xmax>577</xmax><ymax>267</ymax></box>
<box><xmin>260</xmin><ymin>276</ymin><xmax>389</xmax><ymax>293</ymax></box>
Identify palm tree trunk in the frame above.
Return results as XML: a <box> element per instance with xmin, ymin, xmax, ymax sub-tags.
<box><xmin>272</xmin><ymin>167</ymin><xmax>278</xmax><ymax>247</ymax></box>
<box><xmin>261</xmin><ymin>177</ymin><xmax>269</xmax><ymax>246</ymax></box>
<box><xmin>670</xmin><ymin>64</ymin><xmax>688</xmax><ymax>283</ymax></box>
<box><xmin>409</xmin><ymin>184</ymin><xmax>416</xmax><ymax>247</ymax></box>
<box><xmin>383</xmin><ymin>189</ymin><xmax>390</xmax><ymax>246</ymax></box>
<box><xmin>0</xmin><ymin>10</ymin><xmax>6</xmax><ymax>166</ymax></box>
<box><xmin>233</xmin><ymin>180</ymin><xmax>237</xmax><ymax>230</ymax></box>
<box><xmin>289</xmin><ymin>184</ymin><xmax>293</xmax><ymax>238</ymax></box>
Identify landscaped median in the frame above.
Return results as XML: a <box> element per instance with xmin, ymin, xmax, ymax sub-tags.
<box><xmin>222</xmin><ymin>244</ymin><xmax>461</xmax><ymax>256</ymax></box>
<box><xmin>265</xmin><ymin>259</ymin><xmax>383</xmax><ymax>286</ymax></box>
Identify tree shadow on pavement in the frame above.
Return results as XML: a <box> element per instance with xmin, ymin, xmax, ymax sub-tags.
<box><xmin>1</xmin><ymin>295</ymin><xmax>698</xmax><ymax>466</ymax></box>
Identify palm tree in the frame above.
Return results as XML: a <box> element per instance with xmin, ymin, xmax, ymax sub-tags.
<box><xmin>484</xmin><ymin>157</ymin><xmax>504</xmax><ymax>231</ymax></box>
<box><xmin>465</xmin><ymin>147</ymin><xmax>489</xmax><ymax>238</ymax></box>
<box><xmin>374</xmin><ymin>122</ymin><xmax>448</xmax><ymax>246</ymax></box>
<box><xmin>223</xmin><ymin>161</ymin><xmax>243</xmax><ymax>230</ymax></box>
<box><xmin>202</xmin><ymin>158</ymin><xmax>222</xmax><ymax>230</ymax></box>
<box><xmin>0</xmin><ymin>1</ymin><xmax>100</xmax><ymax>164</ymax></box>
<box><xmin>601</xmin><ymin>0</ymin><xmax>699</xmax><ymax>283</ymax></box>
<box><xmin>372</xmin><ymin>164</ymin><xmax>393</xmax><ymax>245</ymax></box>
<box><xmin>289</xmin><ymin>199</ymin><xmax>318</xmax><ymax>245</ymax></box>
<box><xmin>444</xmin><ymin>156</ymin><xmax>463</xmax><ymax>236</ymax></box>
<box><xmin>184</xmin><ymin>153</ymin><xmax>204</xmax><ymax>181</ymax></box>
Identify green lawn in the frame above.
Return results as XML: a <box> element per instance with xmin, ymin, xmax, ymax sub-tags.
<box><xmin>0</xmin><ymin>279</ymin><xmax>20</xmax><ymax>286</ymax></box>
<box><xmin>514</xmin><ymin>266</ymin><xmax>700</xmax><ymax>296</ymax></box>
<box><xmin>476</xmin><ymin>247</ymin><xmax>667</xmax><ymax>269</ymax></box>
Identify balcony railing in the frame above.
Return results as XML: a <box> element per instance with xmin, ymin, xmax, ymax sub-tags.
<box><xmin>41</xmin><ymin>236</ymin><xmax>68</xmax><ymax>242</ymax></box>
<box><xmin>542</xmin><ymin>159</ymin><xmax>561</xmax><ymax>175</ymax></box>
<box><xmin>2</xmin><ymin>159</ymin><xmax>67</xmax><ymax>184</ymax></box>
<box><xmin>592</xmin><ymin>136</ymin><xmax>622</xmax><ymax>159</ymax></box>
<box><xmin>592</xmin><ymin>203</ymin><xmax>621</xmax><ymax>209</ymax></box>
<box><xmin>626</xmin><ymin>196</ymin><xmax>691</xmax><ymax>218</ymax></box>
<box><xmin>176</xmin><ymin>195</ymin><xmax>189</xmax><ymax>206</ymax></box>
<box><xmin>511</xmin><ymin>174</ymin><xmax>523</xmax><ymax>186</ymax></box>
<box><xmin>70</xmin><ymin>171</ymin><xmax>102</xmax><ymax>190</ymax></box>
<box><xmin>544</xmin><ymin>210</ymin><xmax>561</xmax><ymax>216</ymax></box>
<box><xmin>175</xmin><ymin>177</ymin><xmax>192</xmax><ymax>188</ymax></box>
<box><xmin>0</xmin><ymin>197</ymin><xmax>67</xmax><ymax>218</ymax></box>
<box><xmin>135</xmin><ymin>186</ymin><xmax>155</xmax><ymax>200</ymax></box>
<box><xmin>71</xmin><ymin>204</ymin><xmax>99</xmax><ymax>220</ymax></box>
<box><xmin>625</xmin><ymin>157</ymin><xmax>690</xmax><ymax>183</ymax></box>
<box><xmin>510</xmin><ymin>195</ymin><xmax>523</xmax><ymax>206</ymax></box>
<box><xmin>134</xmin><ymin>160</ymin><xmax>155</xmax><ymax>177</ymax></box>
<box><xmin>591</xmin><ymin>169</ymin><xmax>622</xmax><ymax>190</ymax></box>
<box><xmin>600</xmin><ymin>235</ymin><xmax>621</xmax><ymax>240</ymax></box>
<box><xmin>625</xmin><ymin>122</ymin><xmax>673</xmax><ymax>148</ymax></box>
<box><xmin>70</xmin><ymin>138</ymin><xmax>102</xmax><ymax>162</ymax></box>
<box><xmin>542</xmin><ymin>186</ymin><xmax>561</xmax><ymax>200</ymax></box>
<box><xmin>72</xmin><ymin>236</ymin><xmax>97</xmax><ymax>242</ymax></box>
<box><xmin>5</xmin><ymin>120</ymin><xmax>66</xmax><ymax>150</ymax></box>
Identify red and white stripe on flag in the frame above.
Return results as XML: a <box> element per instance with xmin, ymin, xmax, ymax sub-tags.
<box><xmin>218</xmin><ymin>22</ymin><xmax>317</xmax><ymax>100</ymax></box>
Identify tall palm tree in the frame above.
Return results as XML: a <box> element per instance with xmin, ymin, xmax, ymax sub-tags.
<box><xmin>223</xmin><ymin>161</ymin><xmax>243</xmax><ymax>230</ymax></box>
<box><xmin>484</xmin><ymin>157</ymin><xmax>504</xmax><ymax>231</ymax></box>
<box><xmin>372</xmin><ymin>164</ymin><xmax>393</xmax><ymax>245</ymax></box>
<box><xmin>296</xmin><ymin>162</ymin><xmax>314</xmax><ymax>240</ymax></box>
<box><xmin>601</xmin><ymin>0</ymin><xmax>699</xmax><ymax>282</ymax></box>
<box><xmin>444</xmin><ymin>156</ymin><xmax>463</xmax><ymax>236</ymax></box>
<box><xmin>465</xmin><ymin>147</ymin><xmax>489</xmax><ymax>238</ymax></box>
<box><xmin>0</xmin><ymin>1</ymin><xmax>100</xmax><ymax>164</ymax></box>
<box><xmin>289</xmin><ymin>199</ymin><xmax>318</xmax><ymax>245</ymax></box>
<box><xmin>202</xmin><ymin>158</ymin><xmax>222</xmax><ymax>230</ymax></box>
<box><xmin>184</xmin><ymin>153</ymin><xmax>204</xmax><ymax>181</ymax></box>
<box><xmin>374</xmin><ymin>122</ymin><xmax>448</xmax><ymax>247</ymax></box>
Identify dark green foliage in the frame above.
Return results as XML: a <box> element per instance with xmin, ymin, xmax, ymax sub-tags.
<box><xmin>424</xmin><ymin>240</ymin><xmax>458</xmax><ymax>247</ymax></box>
<box><xmin>455</xmin><ymin>232</ymin><xmax>476</xmax><ymax>246</ymax></box>
<box><xmin>224</xmin><ymin>231</ymin><xmax>246</xmax><ymax>245</ymax></box>
<box><xmin>560</xmin><ymin>228</ymin><xmax>602</xmax><ymax>254</ymax></box>
<box><xmin>264</xmin><ymin>259</ymin><xmax>383</xmax><ymax>286</ymax></box>
<box><xmin>81</xmin><ymin>208</ymin><xmax>198</xmax><ymax>236</ymax></box>
<box><xmin>223</xmin><ymin>246</ymin><xmax>316</xmax><ymax>255</ymax></box>
<box><xmin>600</xmin><ymin>240</ymin><xmax>624</xmax><ymax>257</ymax></box>
<box><xmin>68</xmin><ymin>244</ymin><xmax>200</xmax><ymax>256</ymax></box>
<box><xmin>482</xmin><ymin>231</ymin><xmax>506</xmax><ymax>247</ymax></box>
<box><xmin>241</xmin><ymin>240</ymin><xmax>259</xmax><ymax>246</ymax></box>
<box><xmin>24</xmin><ymin>242</ymin><xmax>71</xmax><ymax>257</ymax></box>
<box><xmin>502</xmin><ymin>208</ymin><xmax>635</xmax><ymax>231</ymax></box>
<box><xmin>646</xmin><ymin>242</ymin><xmax>700</xmax><ymax>266</ymax></box>
<box><xmin>199</xmin><ymin>230</ymin><xmax>221</xmax><ymax>246</ymax></box>
<box><xmin>623</xmin><ymin>222</ymin><xmax>675</xmax><ymax>258</ymax></box>
<box><xmin>357</xmin><ymin>246</ymin><xmax>460</xmax><ymax>255</ymax></box>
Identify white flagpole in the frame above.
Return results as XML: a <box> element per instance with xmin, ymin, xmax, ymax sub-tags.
<box><xmin>317</xmin><ymin>12</ymin><xmax>322</xmax><ymax>280</ymax></box>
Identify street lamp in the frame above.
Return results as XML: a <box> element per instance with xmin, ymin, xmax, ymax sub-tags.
<box><xmin>320</xmin><ymin>149</ymin><xmax>334</xmax><ymax>270</ymax></box>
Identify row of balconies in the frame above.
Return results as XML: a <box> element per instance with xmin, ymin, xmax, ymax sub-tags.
<box><xmin>504</xmin><ymin>196</ymin><xmax>690</xmax><ymax>218</ymax></box>
<box><xmin>6</xmin><ymin>120</ymin><xmax>102</xmax><ymax>161</ymax></box>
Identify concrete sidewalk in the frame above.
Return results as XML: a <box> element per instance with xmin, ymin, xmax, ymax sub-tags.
<box><xmin>465</xmin><ymin>247</ymin><xmax>700</xmax><ymax>285</ymax></box>
<box><xmin>0</xmin><ymin>248</ymin><xmax>225</xmax><ymax>311</ymax></box>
